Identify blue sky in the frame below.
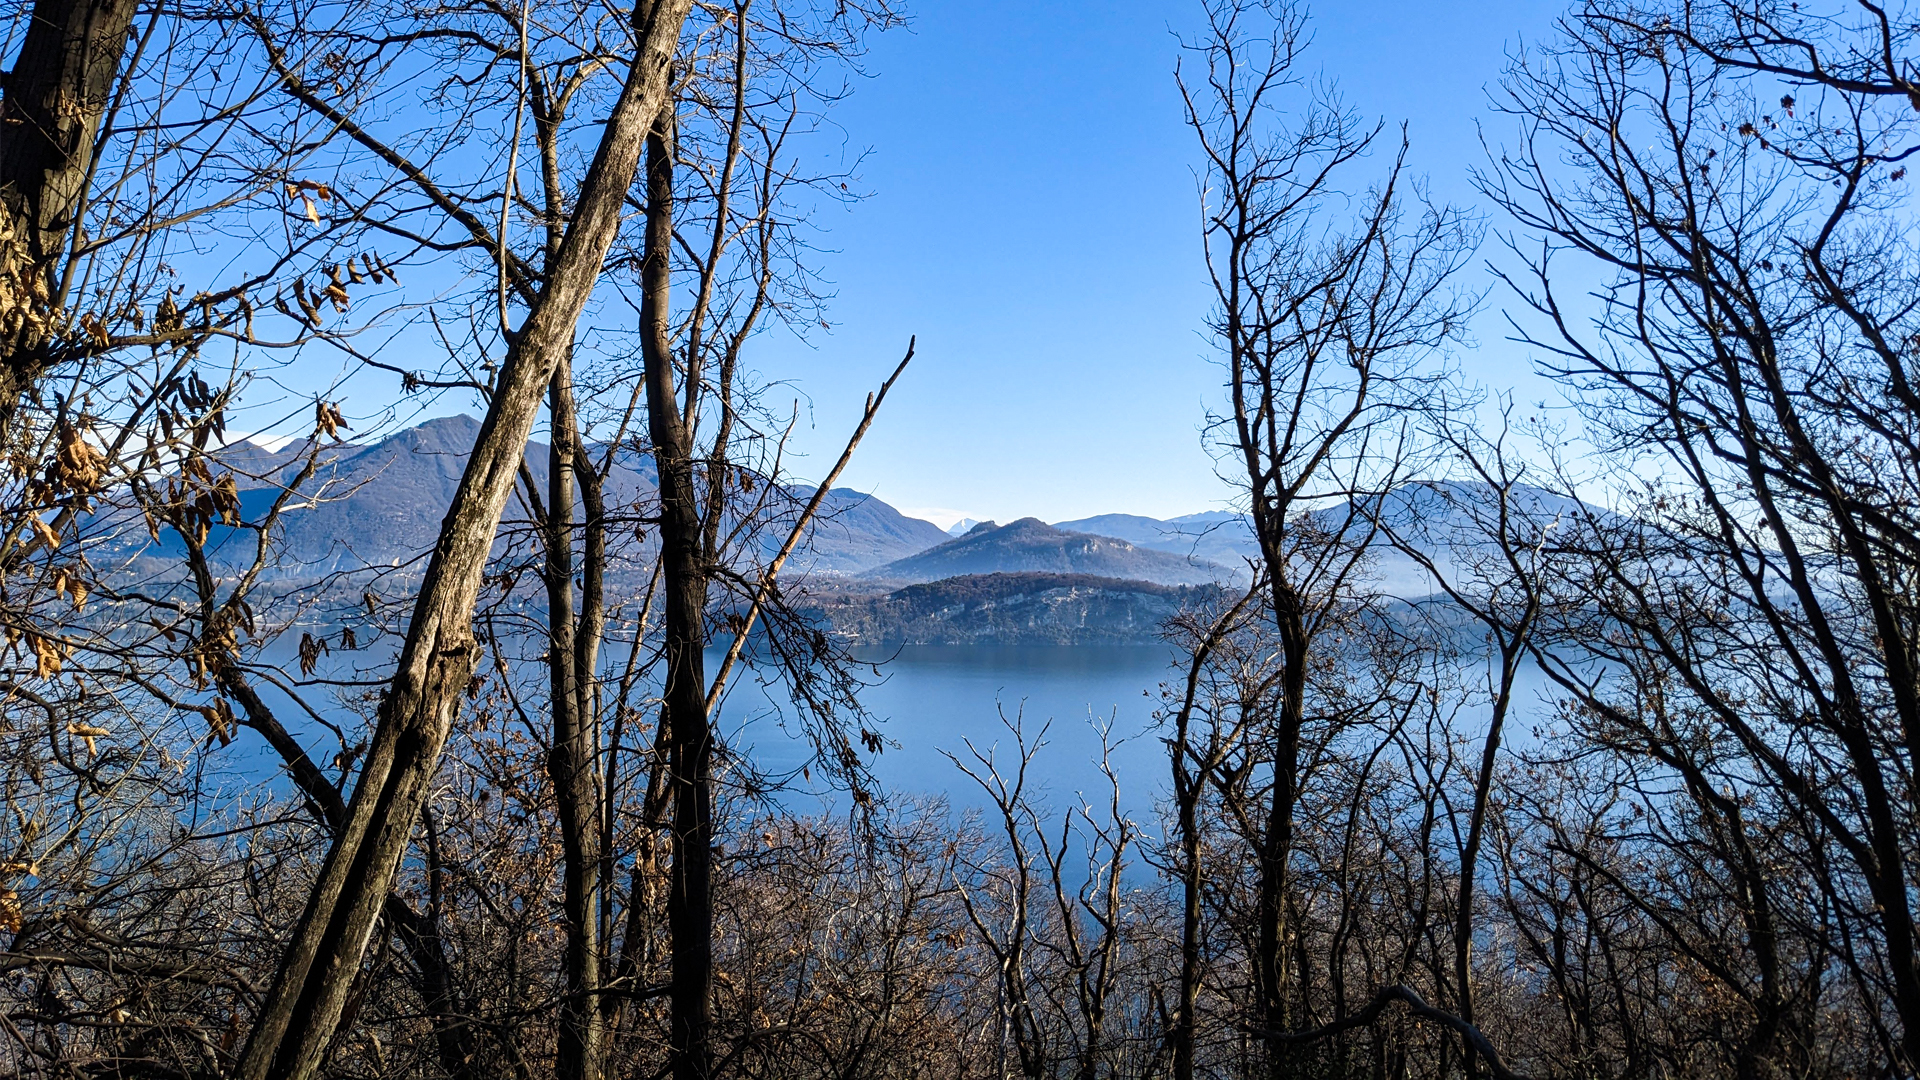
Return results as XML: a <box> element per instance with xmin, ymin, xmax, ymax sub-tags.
<box><xmin>749</xmin><ymin>0</ymin><xmax>1570</xmax><ymax>528</ymax></box>
<box><xmin>244</xmin><ymin>0</ymin><xmax>1576</xmax><ymax>528</ymax></box>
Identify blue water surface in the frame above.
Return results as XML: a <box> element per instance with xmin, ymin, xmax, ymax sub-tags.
<box><xmin>716</xmin><ymin>644</ymin><xmax>1182</xmax><ymax>820</ymax></box>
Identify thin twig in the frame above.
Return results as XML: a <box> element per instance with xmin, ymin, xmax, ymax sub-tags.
<box><xmin>704</xmin><ymin>338</ymin><xmax>914</xmax><ymax>713</ymax></box>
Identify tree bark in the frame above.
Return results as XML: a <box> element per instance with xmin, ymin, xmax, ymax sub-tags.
<box><xmin>234</xmin><ymin>4</ymin><xmax>691</xmax><ymax>1077</ymax></box>
<box><xmin>547</xmin><ymin>354</ymin><xmax>607</xmax><ymax>1080</ymax></box>
<box><xmin>1254</xmin><ymin>566</ymin><xmax>1309</xmax><ymax>1076</ymax></box>
<box><xmin>639</xmin><ymin>111</ymin><xmax>716</xmax><ymax>1080</ymax></box>
<box><xmin>0</xmin><ymin>0</ymin><xmax>141</xmax><ymax>434</ymax></box>
<box><xmin>221</xmin><ymin>669</ymin><xmax>483</xmax><ymax>1080</ymax></box>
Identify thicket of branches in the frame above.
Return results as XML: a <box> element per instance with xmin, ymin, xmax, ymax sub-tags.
<box><xmin>2</xmin><ymin>0</ymin><xmax>1919</xmax><ymax>1077</ymax></box>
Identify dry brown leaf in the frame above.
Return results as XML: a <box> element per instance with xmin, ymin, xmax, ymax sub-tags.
<box><xmin>28</xmin><ymin>516</ymin><xmax>58</xmax><ymax>551</ymax></box>
<box><xmin>66</xmin><ymin>721</ymin><xmax>110</xmax><ymax>754</ymax></box>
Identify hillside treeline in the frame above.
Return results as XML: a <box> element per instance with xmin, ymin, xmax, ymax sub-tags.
<box><xmin>0</xmin><ymin>0</ymin><xmax>1917</xmax><ymax>1077</ymax></box>
<box><xmin>807</xmin><ymin>573</ymin><xmax>1233</xmax><ymax>644</ymax></box>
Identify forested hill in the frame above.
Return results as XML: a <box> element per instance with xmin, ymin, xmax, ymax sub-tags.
<box><xmin>808</xmin><ymin>573</ymin><xmax>1229</xmax><ymax>645</ymax></box>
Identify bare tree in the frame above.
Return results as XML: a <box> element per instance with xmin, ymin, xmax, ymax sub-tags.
<box><xmin>1181</xmin><ymin>0</ymin><xmax>1475</xmax><ymax>1066</ymax></box>
<box><xmin>1483</xmin><ymin>0</ymin><xmax>1920</xmax><ymax>1070</ymax></box>
<box><xmin>948</xmin><ymin>708</ymin><xmax>1146</xmax><ymax>1080</ymax></box>
<box><xmin>0</xmin><ymin>0</ymin><xmax>141</xmax><ymax>435</ymax></box>
<box><xmin>235</xmin><ymin>3</ymin><xmax>695</xmax><ymax>1076</ymax></box>
<box><xmin>1160</xmin><ymin>577</ymin><xmax>1266</xmax><ymax>1080</ymax></box>
<box><xmin>1371</xmin><ymin>401</ymin><xmax>1561</xmax><ymax>1076</ymax></box>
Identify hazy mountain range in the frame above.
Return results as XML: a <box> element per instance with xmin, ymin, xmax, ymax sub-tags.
<box><xmin>150</xmin><ymin>416</ymin><xmax>1250</xmax><ymax>587</ymax></box>
<box><xmin>1052</xmin><ymin>511</ymin><xmax>1258</xmax><ymax>568</ymax></box>
<box><xmin>73</xmin><ymin>416</ymin><xmax>1612</xmax><ymax>644</ymax></box>
<box><xmin>118</xmin><ymin>419</ymin><xmax>1592</xmax><ymax>640</ymax></box>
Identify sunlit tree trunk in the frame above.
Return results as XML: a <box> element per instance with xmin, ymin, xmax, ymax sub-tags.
<box><xmin>547</xmin><ymin>353</ymin><xmax>607</xmax><ymax>1080</ymax></box>
<box><xmin>235</xmin><ymin>5</ymin><xmax>692</xmax><ymax>1077</ymax></box>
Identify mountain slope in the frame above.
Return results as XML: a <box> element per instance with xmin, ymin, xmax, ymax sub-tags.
<box><xmin>864</xmin><ymin>517</ymin><xmax>1232</xmax><ymax>586</ymax></box>
<box><xmin>813</xmin><ymin>572</ymin><xmax>1230</xmax><ymax>645</ymax></box>
<box><xmin>111</xmin><ymin>417</ymin><xmax>1599</xmax><ymax>597</ymax></box>
<box><xmin>775</xmin><ymin>489</ymin><xmax>952</xmax><ymax>573</ymax></box>
<box><xmin>1053</xmin><ymin>511</ymin><xmax>1258</xmax><ymax>566</ymax></box>
<box><xmin>1051</xmin><ymin>483</ymin><xmax>1601</xmax><ymax>599</ymax></box>
<box><xmin>111</xmin><ymin>415</ymin><xmax>947</xmax><ymax>582</ymax></box>
<box><xmin>214</xmin><ymin>415</ymin><xmax>656</xmax><ymax>575</ymax></box>
<box><xmin>1354</xmin><ymin>479</ymin><xmax>1600</xmax><ymax>597</ymax></box>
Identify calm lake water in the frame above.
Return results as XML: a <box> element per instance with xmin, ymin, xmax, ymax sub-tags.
<box><xmin>717</xmin><ymin>645</ymin><xmax>1183</xmax><ymax>818</ymax></box>
<box><xmin>230</xmin><ymin>638</ymin><xmax>1180</xmax><ymax>820</ymax></box>
<box><xmin>233</xmin><ymin>637</ymin><xmax>1557</xmax><ymax>830</ymax></box>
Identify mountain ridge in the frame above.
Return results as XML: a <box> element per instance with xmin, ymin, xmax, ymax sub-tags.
<box><xmin>103</xmin><ymin>415</ymin><xmax>950</xmax><ymax>581</ymax></box>
<box><xmin>864</xmin><ymin>517</ymin><xmax>1233</xmax><ymax>586</ymax></box>
<box><xmin>114</xmin><ymin>418</ymin><xmax>1587</xmax><ymax>604</ymax></box>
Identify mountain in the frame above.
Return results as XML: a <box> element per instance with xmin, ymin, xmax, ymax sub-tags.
<box><xmin>1052</xmin><ymin>484</ymin><xmax>1601</xmax><ymax>599</ymax></box>
<box><xmin>863</xmin><ymin>517</ymin><xmax>1233</xmax><ymax>586</ymax></box>
<box><xmin>812</xmin><ymin>572</ymin><xmax>1231</xmax><ymax>645</ymax></box>
<box><xmin>778</xmin><ymin>489</ymin><xmax>953</xmax><ymax>574</ymax></box>
<box><xmin>1357</xmin><ymin>479</ymin><xmax>1599</xmax><ymax>597</ymax></box>
<box><xmin>97</xmin><ymin>415</ymin><xmax>509</xmax><ymax>578</ymax></box>
<box><xmin>276</xmin><ymin>416</ymin><xmax>585</xmax><ymax>572</ymax></box>
<box><xmin>105</xmin><ymin>415</ymin><xmax>949</xmax><ymax>582</ymax></box>
<box><xmin>204</xmin><ymin>415</ymin><xmax>657</xmax><ymax>576</ymax></box>
<box><xmin>112</xmin><ymin>416</ymin><xmax>1596</xmax><ymax>599</ymax></box>
<box><xmin>945</xmin><ymin>517</ymin><xmax>984</xmax><ymax>537</ymax></box>
<box><xmin>1053</xmin><ymin>511</ymin><xmax>1258</xmax><ymax>567</ymax></box>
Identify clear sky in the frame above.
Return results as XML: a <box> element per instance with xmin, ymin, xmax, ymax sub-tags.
<box><xmin>748</xmin><ymin>0</ymin><xmax>1571</xmax><ymax>529</ymax></box>
<box><xmin>252</xmin><ymin>1</ymin><xmax>1578</xmax><ymax>528</ymax></box>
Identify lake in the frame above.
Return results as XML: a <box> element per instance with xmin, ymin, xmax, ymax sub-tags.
<box><xmin>718</xmin><ymin>644</ymin><xmax>1183</xmax><ymax>820</ymax></box>
<box><xmin>232</xmin><ymin>635</ymin><xmax>1558</xmax><ymax>831</ymax></box>
<box><xmin>718</xmin><ymin>641</ymin><xmax>1562</xmax><ymax>825</ymax></box>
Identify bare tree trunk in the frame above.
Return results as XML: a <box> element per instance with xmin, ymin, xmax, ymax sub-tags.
<box><xmin>1453</xmin><ymin>640</ymin><xmax>1519</xmax><ymax>1079</ymax></box>
<box><xmin>547</xmin><ymin>353</ymin><xmax>606</xmax><ymax>1080</ymax></box>
<box><xmin>222</xmin><ymin>669</ymin><xmax>485</xmax><ymax>1080</ymax></box>
<box><xmin>235</xmin><ymin>5</ymin><xmax>691</xmax><ymax>1077</ymax></box>
<box><xmin>1174</xmin><ymin>763</ymin><xmax>1204</xmax><ymax>1080</ymax></box>
<box><xmin>1169</xmin><ymin>582</ymin><xmax>1261</xmax><ymax>1080</ymax></box>
<box><xmin>1254</xmin><ymin>596</ymin><xmax>1308</xmax><ymax>1078</ymax></box>
<box><xmin>0</xmin><ymin>0</ymin><xmax>141</xmax><ymax>433</ymax></box>
<box><xmin>639</xmin><ymin>112</ymin><xmax>715</xmax><ymax>1080</ymax></box>
<box><xmin>172</xmin><ymin>436</ymin><xmax>488</xmax><ymax>1080</ymax></box>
